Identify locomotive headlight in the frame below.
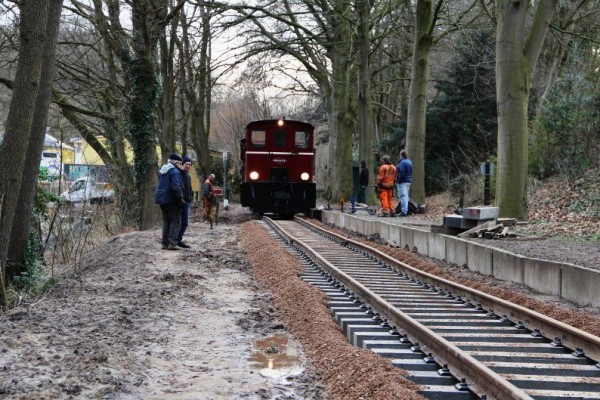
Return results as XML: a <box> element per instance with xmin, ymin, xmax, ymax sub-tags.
<box><xmin>300</xmin><ymin>172</ymin><xmax>310</xmax><ymax>181</ymax></box>
<box><xmin>249</xmin><ymin>171</ymin><xmax>259</xmax><ymax>180</ymax></box>
<box><xmin>277</xmin><ymin>119</ymin><xmax>285</xmax><ymax>127</ymax></box>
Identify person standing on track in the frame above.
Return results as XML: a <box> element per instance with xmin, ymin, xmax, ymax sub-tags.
<box><xmin>376</xmin><ymin>155</ymin><xmax>396</xmax><ymax>217</ymax></box>
<box><xmin>155</xmin><ymin>154</ymin><xmax>185</xmax><ymax>250</ymax></box>
<box><xmin>202</xmin><ymin>174</ymin><xmax>217</xmax><ymax>229</ymax></box>
<box><xmin>396</xmin><ymin>149</ymin><xmax>413</xmax><ymax>217</ymax></box>
<box><xmin>176</xmin><ymin>156</ymin><xmax>193</xmax><ymax>248</ymax></box>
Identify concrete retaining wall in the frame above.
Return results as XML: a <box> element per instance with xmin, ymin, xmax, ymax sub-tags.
<box><xmin>319</xmin><ymin>210</ymin><xmax>599</xmax><ymax>307</ymax></box>
<box><xmin>467</xmin><ymin>242</ymin><xmax>493</xmax><ymax>275</ymax></box>
<box><xmin>400</xmin><ymin>226</ymin><xmax>414</xmax><ymax>251</ymax></box>
<box><xmin>413</xmin><ymin>230</ymin><xmax>429</xmax><ymax>255</ymax></box>
<box><xmin>428</xmin><ymin>233</ymin><xmax>446</xmax><ymax>261</ymax></box>
<box><xmin>562</xmin><ymin>264</ymin><xmax>600</xmax><ymax>307</ymax></box>
<box><xmin>523</xmin><ymin>258</ymin><xmax>562</xmax><ymax>297</ymax></box>
<box><xmin>379</xmin><ymin>222</ymin><xmax>391</xmax><ymax>243</ymax></box>
<box><xmin>446</xmin><ymin>237</ymin><xmax>468</xmax><ymax>267</ymax></box>
<box><xmin>492</xmin><ymin>249</ymin><xmax>524</xmax><ymax>284</ymax></box>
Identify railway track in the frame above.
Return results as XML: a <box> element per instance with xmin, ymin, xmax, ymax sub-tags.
<box><xmin>264</xmin><ymin>217</ymin><xmax>600</xmax><ymax>400</ymax></box>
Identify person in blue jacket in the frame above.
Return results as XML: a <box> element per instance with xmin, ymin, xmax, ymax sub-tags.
<box><xmin>396</xmin><ymin>149</ymin><xmax>413</xmax><ymax>216</ymax></box>
<box><xmin>155</xmin><ymin>154</ymin><xmax>185</xmax><ymax>250</ymax></box>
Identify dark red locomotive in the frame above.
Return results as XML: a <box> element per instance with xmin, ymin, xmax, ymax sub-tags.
<box><xmin>240</xmin><ymin>118</ymin><xmax>316</xmax><ymax>218</ymax></box>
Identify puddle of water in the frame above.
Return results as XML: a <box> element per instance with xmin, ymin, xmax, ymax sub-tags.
<box><xmin>249</xmin><ymin>333</ymin><xmax>304</xmax><ymax>381</ymax></box>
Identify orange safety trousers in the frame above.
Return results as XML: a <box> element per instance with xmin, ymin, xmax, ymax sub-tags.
<box><xmin>379</xmin><ymin>188</ymin><xmax>394</xmax><ymax>214</ymax></box>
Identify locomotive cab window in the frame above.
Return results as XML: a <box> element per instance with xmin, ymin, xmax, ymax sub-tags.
<box><xmin>295</xmin><ymin>131</ymin><xmax>309</xmax><ymax>149</ymax></box>
<box><xmin>274</xmin><ymin>129</ymin><xmax>287</xmax><ymax>147</ymax></box>
<box><xmin>250</xmin><ymin>130</ymin><xmax>266</xmax><ymax>147</ymax></box>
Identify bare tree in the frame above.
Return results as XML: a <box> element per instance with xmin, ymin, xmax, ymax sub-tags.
<box><xmin>5</xmin><ymin>1</ymin><xmax>65</xmax><ymax>280</ymax></box>
<box><xmin>0</xmin><ymin>0</ymin><xmax>63</xmax><ymax>305</ymax></box>
<box><xmin>83</xmin><ymin>0</ymin><xmax>186</xmax><ymax>229</ymax></box>
<box><xmin>179</xmin><ymin>3</ymin><xmax>213</xmax><ymax>180</ymax></box>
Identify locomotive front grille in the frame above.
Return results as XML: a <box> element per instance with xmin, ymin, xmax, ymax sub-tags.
<box><xmin>271</xmin><ymin>167</ymin><xmax>288</xmax><ymax>183</ymax></box>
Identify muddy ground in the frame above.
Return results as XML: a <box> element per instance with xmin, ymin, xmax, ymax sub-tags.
<box><xmin>1</xmin><ymin>202</ymin><xmax>600</xmax><ymax>399</ymax></box>
<box><xmin>1</xmin><ymin>205</ymin><xmax>323</xmax><ymax>399</ymax></box>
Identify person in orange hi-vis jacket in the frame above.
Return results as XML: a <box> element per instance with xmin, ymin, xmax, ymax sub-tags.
<box><xmin>376</xmin><ymin>155</ymin><xmax>396</xmax><ymax>216</ymax></box>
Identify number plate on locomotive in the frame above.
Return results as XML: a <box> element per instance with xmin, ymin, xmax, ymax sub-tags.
<box><xmin>273</xmin><ymin>191</ymin><xmax>290</xmax><ymax>199</ymax></box>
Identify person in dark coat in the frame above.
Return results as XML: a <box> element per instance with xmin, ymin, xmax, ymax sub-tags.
<box><xmin>357</xmin><ymin>160</ymin><xmax>369</xmax><ymax>204</ymax></box>
<box><xmin>155</xmin><ymin>153</ymin><xmax>184</xmax><ymax>250</ymax></box>
<box><xmin>176</xmin><ymin>156</ymin><xmax>193</xmax><ymax>248</ymax></box>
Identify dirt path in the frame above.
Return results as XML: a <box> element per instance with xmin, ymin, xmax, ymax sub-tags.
<box><xmin>0</xmin><ymin>210</ymin><xmax>318</xmax><ymax>399</ymax></box>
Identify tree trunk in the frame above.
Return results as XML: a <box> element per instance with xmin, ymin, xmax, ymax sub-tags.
<box><xmin>495</xmin><ymin>0</ymin><xmax>557</xmax><ymax>218</ymax></box>
<box><xmin>182</xmin><ymin>5</ymin><xmax>211</xmax><ymax>178</ymax></box>
<box><xmin>330</xmin><ymin>66</ymin><xmax>353</xmax><ymax>202</ymax></box>
<box><xmin>0</xmin><ymin>2</ymin><xmax>50</xmax><ymax>297</ymax></box>
<box><xmin>405</xmin><ymin>0</ymin><xmax>434</xmax><ymax>207</ymax></box>
<box><xmin>129</xmin><ymin>52</ymin><xmax>161</xmax><ymax>230</ymax></box>
<box><xmin>158</xmin><ymin>15</ymin><xmax>178</xmax><ymax>160</ymax></box>
<box><xmin>127</xmin><ymin>3</ymin><xmax>165</xmax><ymax>230</ymax></box>
<box><xmin>357</xmin><ymin>0</ymin><xmax>374</xmax><ymax>202</ymax></box>
<box><xmin>328</xmin><ymin>3</ymin><xmax>354</xmax><ymax>202</ymax></box>
<box><xmin>5</xmin><ymin>0</ymin><xmax>64</xmax><ymax>280</ymax></box>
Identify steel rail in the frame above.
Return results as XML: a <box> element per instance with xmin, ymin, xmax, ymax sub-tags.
<box><xmin>295</xmin><ymin>217</ymin><xmax>600</xmax><ymax>362</ymax></box>
<box><xmin>265</xmin><ymin>217</ymin><xmax>533</xmax><ymax>400</ymax></box>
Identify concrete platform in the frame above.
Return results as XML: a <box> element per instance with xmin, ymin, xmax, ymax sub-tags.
<box><xmin>317</xmin><ymin>210</ymin><xmax>600</xmax><ymax>308</ymax></box>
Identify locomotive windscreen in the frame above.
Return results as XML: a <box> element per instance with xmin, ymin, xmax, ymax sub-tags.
<box><xmin>295</xmin><ymin>131</ymin><xmax>309</xmax><ymax>148</ymax></box>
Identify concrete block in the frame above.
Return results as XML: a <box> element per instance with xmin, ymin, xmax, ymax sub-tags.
<box><xmin>356</xmin><ymin>217</ymin><xmax>368</xmax><ymax>236</ymax></box>
<box><xmin>523</xmin><ymin>258</ymin><xmax>562</xmax><ymax>296</ymax></box>
<box><xmin>345</xmin><ymin>213</ymin><xmax>354</xmax><ymax>230</ymax></box>
<box><xmin>492</xmin><ymin>249</ymin><xmax>524</xmax><ymax>284</ymax></box>
<box><xmin>378</xmin><ymin>221</ymin><xmax>390</xmax><ymax>242</ymax></box>
<box><xmin>463</xmin><ymin>206</ymin><xmax>499</xmax><ymax>220</ymax></box>
<box><xmin>369</xmin><ymin>220</ymin><xmax>378</xmax><ymax>237</ymax></box>
<box><xmin>428</xmin><ymin>232</ymin><xmax>446</xmax><ymax>261</ymax></box>
<box><xmin>444</xmin><ymin>214</ymin><xmax>478</xmax><ymax>229</ymax></box>
<box><xmin>334</xmin><ymin>212</ymin><xmax>342</xmax><ymax>227</ymax></box>
<box><xmin>412</xmin><ymin>229</ymin><xmax>429</xmax><ymax>256</ymax></box>
<box><xmin>348</xmin><ymin>215</ymin><xmax>358</xmax><ymax>234</ymax></box>
<box><xmin>446</xmin><ymin>237</ymin><xmax>468</xmax><ymax>267</ymax></box>
<box><xmin>321</xmin><ymin>210</ymin><xmax>333</xmax><ymax>225</ymax></box>
<box><xmin>360</xmin><ymin>217</ymin><xmax>370</xmax><ymax>235</ymax></box>
<box><xmin>562</xmin><ymin>264</ymin><xmax>600</xmax><ymax>307</ymax></box>
<box><xmin>328</xmin><ymin>211</ymin><xmax>336</xmax><ymax>225</ymax></box>
<box><xmin>467</xmin><ymin>242</ymin><xmax>493</xmax><ymax>275</ymax></box>
<box><xmin>339</xmin><ymin>213</ymin><xmax>348</xmax><ymax>230</ymax></box>
<box><xmin>399</xmin><ymin>227</ymin><xmax>414</xmax><ymax>251</ymax></box>
<box><xmin>388</xmin><ymin>225</ymin><xmax>401</xmax><ymax>247</ymax></box>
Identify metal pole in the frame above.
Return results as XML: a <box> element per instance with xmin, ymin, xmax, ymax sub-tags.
<box><xmin>484</xmin><ymin>161</ymin><xmax>491</xmax><ymax>206</ymax></box>
<box><xmin>222</xmin><ymin>152</ymin><xmax>229</xmax><ymax>209</ymax></box>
